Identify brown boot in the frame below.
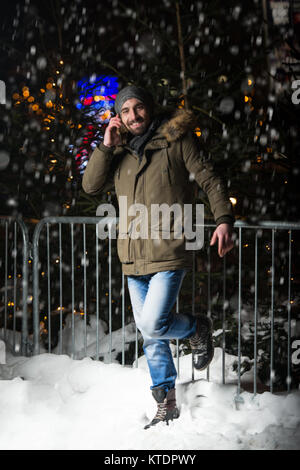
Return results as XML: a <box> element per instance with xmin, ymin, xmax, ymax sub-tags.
<box><xmin>144</xmin><ymin>387</ymin><xmax>180</xmax><ymax>430</ymax></box>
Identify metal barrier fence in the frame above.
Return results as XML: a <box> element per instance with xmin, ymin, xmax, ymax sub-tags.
<box><xmin>0</xmin><ymin>216</ymin><xmax>29</xmax><ymax>356</ymax></box>
<box><xmin>1</xmin><ymin>216</ymin><xmax>299</xmax><ymax>403</ymax></box>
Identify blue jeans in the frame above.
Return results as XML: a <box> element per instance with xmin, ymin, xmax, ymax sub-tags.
<box><xmin>127</xmin><ymin>269</ymin><xmax>196</xmax><ymax>392</ymax></box>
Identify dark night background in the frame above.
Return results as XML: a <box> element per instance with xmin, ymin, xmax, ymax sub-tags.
<box><xmin>0</xmin><ymin>1</ymin><xmax>300</xmax><ymax>390</ymax></box>
<box><xmin>0</xmin><ymin>0</ymin><xmax>299</xmax><ymax>223</ymax></box>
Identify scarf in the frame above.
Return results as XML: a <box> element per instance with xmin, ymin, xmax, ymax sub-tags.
<box><xmin>128</xmin><ymin>117</ymin><xmax>163</xmax><ymax>163</ymax></box>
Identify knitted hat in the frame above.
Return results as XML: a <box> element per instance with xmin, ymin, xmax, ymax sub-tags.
<box><xmin>114</xmin><ymin>85</ymin><xmax>154</xmax><ymax>115</ymax></box>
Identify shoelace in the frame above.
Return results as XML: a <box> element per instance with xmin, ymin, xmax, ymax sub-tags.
<box><xmin>189</xmin><ymin>333</ymin><xmax>207</xmax><ymax>350</ymax></box>
<box><xmin>153</xmin><ymin>401</ymin><xmax>167</xmax><ymax>421</ymax></box>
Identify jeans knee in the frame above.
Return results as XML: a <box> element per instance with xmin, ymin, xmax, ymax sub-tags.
<box><xmin>139</xmin><ymin>321</ymin><xmax>166</xmax><ymax>339</ymax></box>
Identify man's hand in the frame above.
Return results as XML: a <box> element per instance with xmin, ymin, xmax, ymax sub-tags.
<box><xmin>103</xmin><ymin>114</ymin><xmax>123</xmax><ymax>147</ymax></box>
<box><xmin>210</xmin><ymin>223</ymin><xmax>234</xmax><ymax>257</ymax></box>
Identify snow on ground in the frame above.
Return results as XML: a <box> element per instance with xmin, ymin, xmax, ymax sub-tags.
<box><xmin>0</xmin><ymin>346</ymin><xmax>300</xmax><ymax>450</ymax></box>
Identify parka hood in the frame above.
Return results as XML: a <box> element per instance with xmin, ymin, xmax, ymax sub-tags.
<box><xmin>159</xmin><ymin>108</ymin><xmax>198</xmax><ymax>143</ymax></box>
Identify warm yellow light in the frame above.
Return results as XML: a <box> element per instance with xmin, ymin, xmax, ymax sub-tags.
<box><xmin>46</xmin><ymin>83</ymin><xmax>53</xmax><ymax>90</ymax></box>
<box><xmin>28</xmin><ymin>96</ymin><xmax>35</xmax><ymax>102</ymax></box>
<box><xmin>244</xmin><ymin>96</ymin><xmax>249</xmax><ymax>102</ymax></box>
<box><xmin>195</xmin><ymin>127</ymin><xmax>201</xmax><ymax>137</ymax></box>
<box><xmin>46</xmin><ymin>100</ymin><xmax>53</xmax><ymax>108</ymax></box>
<box><xmin>23</xmin><ymin>90</ymin><xmax>30</xmax><ymax>98</ymax></box>
<box><xmin>230</xmin><ymin>197</ymin><xmax>237</xmax><ymax>206</ymax></box>
<box><xmin>218</xmin><ymin>75</ymin><xmax>228</xmax><ymax>83</ymax></box>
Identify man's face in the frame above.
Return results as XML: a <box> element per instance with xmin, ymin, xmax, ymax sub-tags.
<box><xmin>119</xmin><ymin>98</ymin><xmax>151</xmax><ymax>135</ymax></box>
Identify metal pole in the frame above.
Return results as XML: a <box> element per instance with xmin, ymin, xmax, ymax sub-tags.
<box><xmin>222</xmin><ymin>255</ymin><xmax>226</xmax><ymax>385</ymax></box>
<box><xmin>235</xmin><ymin>226</ymin><xmax>244</xmax><ymax>407</ymax></box>
<box><xmin>59</xmin><ymin>223</ymin><xmax>63</xmax><ymax>354</ymax></box>
<box><xmin>46</xmin><ymin>223</ymin><xmax>51</xmax><ymax>353</ymax></box>
<box><xmin>270</xmin><ymin>229</ymin><xmax>275</xmax><ymax>393</ymax></box>
<box><xmin>96</xmin><ymin>228</ymin><xmax>99</xmax><ymax>361</ymax></box>
<box><xmin>83</xmin><ymin>224</ymin><xmax>87</xmax><ymax>357</ymax></box>
<box><xmin>71</xmin><ymin>223</ymin><xmax>75</xmax><ymax>358</ymax></box>
<box><xmin>287</xmin><ymin>230</ymin><xmax>292</xmax><ymax>393</ymax></box>
<box><xmin>254</xmin><ymin>231</ymin><xmax>258</xmax><ymax>396</ymax></box>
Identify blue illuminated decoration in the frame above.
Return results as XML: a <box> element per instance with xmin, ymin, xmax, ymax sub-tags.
<box><xmin>77</xmin><ymin>75</ymin><xmax>118</xmax><ymax>112</ymax></box>
<box><xmin>75</xmin><ymin>75</ymin><xmax>119</xmax><ymax>175</ymax></box>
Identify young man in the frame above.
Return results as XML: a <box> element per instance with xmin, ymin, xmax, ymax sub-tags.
<box><xmin>82</xmin><ymin>85</ymin><xmax>234</xmax><ymax>429</ymax></box>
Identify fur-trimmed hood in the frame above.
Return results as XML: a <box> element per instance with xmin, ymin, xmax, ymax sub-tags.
<box><xmin>159</xmin><ymin>108</ymin><xmax>198</xmax><ymax>143</ymax></box>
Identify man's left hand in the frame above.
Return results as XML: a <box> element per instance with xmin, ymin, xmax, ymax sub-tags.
<box><xmin>210</xmin><ymin>223</ymin><xmax>234</xmax><ymax>258</ymax></box>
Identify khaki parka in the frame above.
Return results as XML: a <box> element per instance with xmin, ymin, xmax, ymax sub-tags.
<box><xmin>82</xmin><ymin>109</ymin><xmax>234</xmax><ymax>275</ymax></box>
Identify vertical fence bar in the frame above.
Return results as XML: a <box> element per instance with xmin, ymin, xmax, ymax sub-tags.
<box><xmin>207</xmin><ymin>228</ymin><xmax>211</xmax><ymax>382</ymax></box>
<box><xmin>33</xmin><ymin>224</ymin><xmax>40</xmax><ymax>355</ymax></box>
<box><xmin>20</xmin><ymin>219</ymin><xmax>29</xmax><ymax>356</ymax></box>
<box><xmin>0</xmin><ymin>218</ymin><xmax>29</xmax><ymax>355</ymax></box>
<box><xmin>59</xmin><ymin>223</ymin><xmax>63</xmax><ymax>354</ymax></box>
<box><xmin>222</xmin><ymin>255</ymin><xmax>226</xmax><ymax>385</ymax></box>
<box><xmin>46</xmin><ymin>223</ymin><xmax>51</xmax><ymax>353</ymax></box>
<box><xmin>191</xmin><ymin>251</ymin><xmax>195</xmax><ymax>382</ymax></box>
<box><xmin>192</xmin><ymin>251</ymin><xmax>195</xmax><ymax>316</ymax></box>
<box><xmin>108</xmin><ymin>224</ymin><xmax>112</xmax><ymax>363</ymax></box>
<box><xmin>83</xmin><ymin>224</ymin><xmax>87</xmax><ymax>357</ymax></box>
<box><xmin>253</xmin><ymin>230</ymin><xmax>258</xmax><ymax>396</ymax></box>
<box><xmin>4</xmin><ymin>221</ymin><xmax>8</xmax><ymax>341</ymax></box>
<box><xmin>235</xmin><ymin>226</ymin><xmax>244</xmax><ymax>406</ymax></box>
<box><xmin>13</xmin><ymin>222</ymin><xmax>17</xmax><ymax>351</ymax></box>
<box><xmin>287</xmin><ymin>230</ymin><xmax>292</xmax><ymax>393</ymax></box>
<box><xmin>270</xmin><ymin>228</ymin><xmax>275</xmax><ymax>393</ymax></box>
<box><xmin>95</xmin><ymin>228</ymin><xmax>99</xmax><ymax>361</ymax></box>
<box><xmin>71</xmin><ymin>223</ymin><xmax>75</xmax><ymax>358</ymax></box>
<box><xmin>176</xmin><ymin>295</ymin><xmax>180</xmax><ymax>379</ymax></box>
<box><xmin>122</xmin><ymin>271</ymin><xmax>125</xmax><ymax>366</ymax></box>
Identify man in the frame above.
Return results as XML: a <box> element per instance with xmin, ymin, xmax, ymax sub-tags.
<box><xmin>82</xmin><ymin>85</ymin><xmax>234</xmax><ymax>429</ymax></box>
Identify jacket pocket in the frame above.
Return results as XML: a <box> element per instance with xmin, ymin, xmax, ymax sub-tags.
<box><xmin>148</xmin><ymin>231</ymin><xmax>186</xmax><ymax>261</ymax></box>
<box><xmin>117</xmin><ymin>234</ymin><xmax>132</xmax><ymax>264</ymax></box>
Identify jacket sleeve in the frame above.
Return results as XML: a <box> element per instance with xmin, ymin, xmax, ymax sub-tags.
<box><xmin>82</xmin><ymin>143</ymin><xmax>116</xmax><ymax>195</ymax></box>
<box><xmin>181</xmin><ymin>132</ymin><xmax>235</xmax><ymax>226</ymax></box>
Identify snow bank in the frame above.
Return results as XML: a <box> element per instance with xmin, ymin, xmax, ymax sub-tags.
<box><xmin>0</xmin><ymin>347</ymin><xmax>300</xmax><ymax>450</ymax></box>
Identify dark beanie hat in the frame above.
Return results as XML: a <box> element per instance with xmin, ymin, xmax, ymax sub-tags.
<box><xmin>114</xmin><ymin>85</ymin><xmax>154</xmax><ymax>115</ymax></box>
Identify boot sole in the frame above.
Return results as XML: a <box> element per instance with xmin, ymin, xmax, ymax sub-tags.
<box><xmin>144</xmin><ymin>409</ymin><xmax>180</xmax><ymax>429</ymax></box>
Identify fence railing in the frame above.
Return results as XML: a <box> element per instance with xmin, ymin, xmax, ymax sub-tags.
<box><xmin>0</xmin><ymin>216</ymin><xmax>29</xmax><ymax>356</ymax></box>
<box><xmin>1</xmin><ymin>216</ymin><xmax>299</xmax><ymax>403</ymax></box>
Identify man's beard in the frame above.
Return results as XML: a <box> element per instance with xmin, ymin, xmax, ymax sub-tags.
<box><xmin>126</xmin><ymin>118</ymin><xmax>147</xmax><ymax>135</ymax></box>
